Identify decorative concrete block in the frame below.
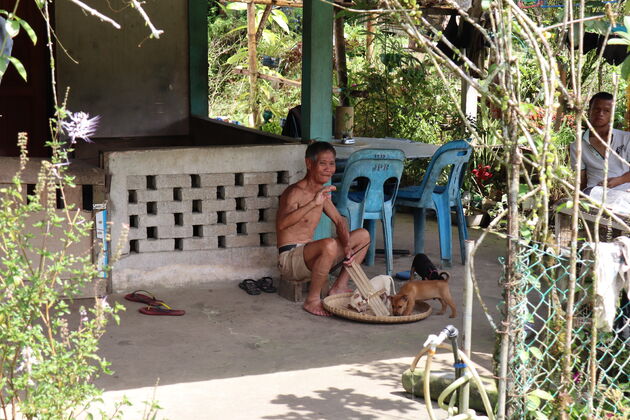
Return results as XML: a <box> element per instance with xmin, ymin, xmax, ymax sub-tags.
<box><xmin>226</xmin><ymin>210</ymin><xmax>259</xmax><ymax>223</ymax></box>
<box><xmin>137</xmin><ymin>239</ymin><xmax>174</xmax><ymax>253</ymax></box>
<box><xmin>126</xmin><ymin>175</ymin><xmax>147</xmax><ymax>190</ymax></box>
<box><xmin>201</xmin><ymin>199</ymin><xmax>236</xmax><ymax>212</ymax></box>
<box><xmin>225</xmin><ymin>234</ymin><xmax>260</xmax><ymax>248</ymax></box>
<box><xmin>205</xmin><ymin>224</ymin><xmax>237</xmax><ymax>236</ymax></box>
<box><xmin>93</xmin><ymin>185</ymin><xmax>107</xmax><ymax>205</ymax></box>
<box><xmin>260</xmin><ymin>232</ymin><xmax>277</xmax><ymax>246</ymax></box>
<box><xmin>261</xmin><ymin>208</ymin><xmax>277</xmax><ymax>222</ymax></box>
<box><xmin>155</xmin><ymin>174</ymin><xmax>192</xmax><ymax>189</ymax></box>
<box><xmin>264</xmin><ymin>184</ymin><xmax>288</xmax><ymax>197</ymax></box>
<box><xmin>127</xmin><ymin>227</ymin><xmax>147</xmax><ymax>240</ymax></box>
<box><xmin>223</xmin><ymin>185</ymin><xmax>259</xmax><ymax>199</ymax></box>
<box><xmin>183</xmin><ymin>212</ymin><xmax>218</xmax><ymax>225</ymax></box>
<box><xmin>181</xmin><ymin>187</ymin><xmax>217</xmax><ymax>200</ymax></box>
<box><xmin>244</xmin><ymin>197</ymin><xmax>278</xmax><ymax>210</ymax></box>
<box><xmin>127</xmin><ymin>203</ymin><xmax>148</xmax><ymax>216</ymax></box>
<box><xmin>0</xmin><ymin>183</ymin><xmax>26</xmax><ymax>201</ymax></box>
<box><xmin>157</xmin><ymin>201</ymin><xmax>190</xmax><ymax>213</ymax></box>
<box><xmin>136</xmin><ymin>189</ymin><xmax>172</xmax><ymax>202</ymax></box>
<box><xmin>200</xmin><ymin>173</ymin><xmax>235</xmax><ymax>187</ymax></box>
<box><xmin>245</xmin><ymin>222</ymin><xmax>276</xmax><ymax>234</ymax></box>
<box><xmin>242</xmin><ymin>172</ymin><xmax>277</xmax><ymax>185</ymax></box>
<box><xmin>158</xmin><ymin>225</ymin><xmax>193</xmax><ymax>238</ymax></box>
<box><xmin>62</xmin><ymin>185</ymin><xmax>83</xmax><ymax>208</ymax></box>
<box><xmin>108</xmin><ymin>144</ymin><xmax>306</xmax><ymax>290</ymax></box>
<box><xmin>182</xmin><ymin>237</ymin><xmax>218</xmax><ymax>251</ymax></box>
<box><xmin>137</xmin><ymin>214</ymin><xmax>174</xmax><ymax>227</ymax></box>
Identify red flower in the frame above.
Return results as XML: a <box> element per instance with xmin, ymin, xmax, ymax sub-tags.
<box><xmin>472</xmin><ymin>164</ymin><xmax>493</xmax><ymax>184</ymax></box>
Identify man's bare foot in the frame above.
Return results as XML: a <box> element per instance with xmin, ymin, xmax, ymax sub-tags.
<box><xmin>328</xmin><ymin>286</ymin><xmax>352</xmax><ymax>296</ymax></box>
<box><xmin>303</xmin><ymin>300</ymin><xmax>331</xmax><ymax>316</ymax></box>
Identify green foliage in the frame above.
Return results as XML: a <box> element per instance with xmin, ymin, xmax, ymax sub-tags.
<box><xmin>0</xmin><ymin>8</ymin><xmax>37</xmax><ymax>82</ymax></box>
<box><xmin>261</xmin><ymin>120</ymin><xmax>282</xmax><ymax>135</ymax></box>
<box><xmin>208</xmin><ymin>6</ymin><xmax>301</xmax><ymax>126</ymax></box>
<box><xmin>0</xmin><ymin>127</ymin><xmax>123</xmax><ymax>419</ymax></box>
<box><xmin>351</xmin><ymin>36</ymin><xmax>466</xmax><ymax>143</ymax></box>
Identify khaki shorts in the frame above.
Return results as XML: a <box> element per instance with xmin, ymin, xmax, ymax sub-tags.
<box><xmin>278</xmin><ymin>244</ymin><xmax>311</xmax><ymax>282</ymax></box>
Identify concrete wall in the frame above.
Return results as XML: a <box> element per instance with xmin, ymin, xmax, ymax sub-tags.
<box><xmin>55</xmin><ymin>0</ymin><xmax>188</xmax><ymax>138</ymax></box>
<box><xmin>0</xmin><ymin>157</ymin><xmax>107</xmax><ymax>297</ymax></box>
<box><xmin>106</xmin><ymin>144</ymin><xmax>307</xmax><ymax>292</ymax></box>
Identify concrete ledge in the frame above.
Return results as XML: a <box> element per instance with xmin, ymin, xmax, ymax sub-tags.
<box><xmin>112</xmin><ymin>247</ymin><xmax>280</xmax><ymax>292</ymax></box>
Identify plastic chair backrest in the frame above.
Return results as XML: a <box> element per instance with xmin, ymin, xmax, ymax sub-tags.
<box><xmin>336</xmin><ymin>148</ymin><xmax>405</xmax><ymax>214</ymax></box>
<box><xmin>416</xmin><ymin>139</ymin><xmax>472</xmax><ymax>208</ymax></box>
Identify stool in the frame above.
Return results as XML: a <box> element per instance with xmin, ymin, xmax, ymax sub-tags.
<box><xmin>278</xmin><ymin>275</ymin><xmax>330</xmax><ymax>302</ymax></box>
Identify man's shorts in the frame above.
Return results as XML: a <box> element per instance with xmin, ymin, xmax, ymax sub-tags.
<box><xmin>278</xmin><ymin>244</ymin><xmax>311</xmax><ymax>282</ymax></box>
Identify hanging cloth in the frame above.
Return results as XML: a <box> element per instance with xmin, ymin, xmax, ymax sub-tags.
<box><xmin>591</xmin><ymin>237</ymin><xmax>630</xmax><ymax>331</ymax></box>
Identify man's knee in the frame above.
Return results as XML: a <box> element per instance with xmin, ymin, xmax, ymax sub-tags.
<box><xmin>352</xmin><ymin>227</ymin><xmax>371</xmax><ymax>243</ymax></box>
<box><xmin>320</xmin><ymin>238</ymin><xmax>339</xmax><ymax>259</ymax></box>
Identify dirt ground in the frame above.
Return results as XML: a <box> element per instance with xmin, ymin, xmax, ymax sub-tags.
<box><xmin>81</xmin><ymin>212</ymin><xmax>506</xmax><ymax>419</ymax></box>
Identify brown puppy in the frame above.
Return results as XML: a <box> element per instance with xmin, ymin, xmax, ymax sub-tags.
<box><xmin>390</xmin><ymin>280</ymin><xmax>457</xmax><ymax>318</ymax></box>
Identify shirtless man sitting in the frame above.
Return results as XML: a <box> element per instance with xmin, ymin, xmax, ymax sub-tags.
<box><xmin>276</xmin><ymin>141</ymin><xmax>370</xmax><ymax>316</ymax></box>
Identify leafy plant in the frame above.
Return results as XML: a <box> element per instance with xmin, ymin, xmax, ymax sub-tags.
<box><xmin>0</xmin><ymin>121</ymin><xmax>124</xmax><ymax>419</ymax></box>
<box><xmin>0</xmin><ymin>9</ymin><xmax>37</xmax><ymax>82</ymax></box>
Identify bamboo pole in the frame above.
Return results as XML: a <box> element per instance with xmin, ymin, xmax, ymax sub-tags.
<box><xmin>346</xmin><ymin>262</ymin><xmax>389</xmax><ymax>316</ymax></box>
<box><xmin>462</xmin><ymin>239</ymin><xmax>475</xmax><ymax>413</ymax></box>
<box><xmin>246</xmin><ymin>3</ymin><xmax>260</xmax><ymax>128</ymax></box>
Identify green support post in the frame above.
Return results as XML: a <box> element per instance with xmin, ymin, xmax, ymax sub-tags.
<box><xmin>302</xmin><ymin>0</ymin><xmax>334</xmax><ymax>240</ymax></box>
<box><xmin>302</xmin><ymin>0</ymin><xmax>333</xmax><ymax>142</ymax></box>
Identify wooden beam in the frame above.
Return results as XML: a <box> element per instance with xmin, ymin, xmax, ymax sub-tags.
<box><xmin>226</xmin><ymin>0</ymin><xmax>303</xmax><ymax>7</ymax></box>
<box><xmin>225</xmin><ymin>0</ymin><xmax>458</xmax><ymax>9</ymax></box>
<box><xmin>233</xmin><ymin>67</ymin><xmax>301</xmax><ymax>88</ymax></box>
<box><xmin>233</xmin><ymin>67</ymin><xmax>350</xmax><ymax>94</ymax></box>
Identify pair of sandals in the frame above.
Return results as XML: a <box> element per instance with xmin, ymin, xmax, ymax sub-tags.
<box><xmin>124</xmin><ymin>290</ymin><xmax>185</xmax><ymax>316</ymax></box>
<box><xmin>238</xmin><ymin>277</ymin><xmax>276</xmax><ymax>295</ymax></box>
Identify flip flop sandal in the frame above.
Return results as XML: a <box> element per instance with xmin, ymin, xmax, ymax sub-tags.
<box><xmin>124</xmin><ymin>290</ymin><xmax>164</xmax><ymax>305</ymax></box>
<box><xmin>239</xmin><ymin>278</ymin><xmax>261</xmax><ymax>295</ymax></box>
<box><xmin>256</xmin><ymin>277</ymin><xmax>277</xmax><ymax>293</ymax></box>
<box><xmin>139</xmin><ymin>302</ymin><xmax>185</xmax><ymax>316</ymax></box>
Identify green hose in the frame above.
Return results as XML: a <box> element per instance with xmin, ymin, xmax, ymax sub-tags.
<box><xmin>410</xmin><ymin>343</ymin><xmax>495</xmax><ymax>420</ymax></box>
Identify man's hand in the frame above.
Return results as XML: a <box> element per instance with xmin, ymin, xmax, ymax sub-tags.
<box><xmin>342</xmin><ymin>245</ymin><xmax>354</xmax><ymax>266</ymax></box>
<box><xmin>314</xmin><ymin>185</ymin><xmax>336</xmax><ymax>206</ymax></box>
<box><xmin>600</xmin><ymin>176</ymin><xmax>627</xmax><ymax>189</ymax></box>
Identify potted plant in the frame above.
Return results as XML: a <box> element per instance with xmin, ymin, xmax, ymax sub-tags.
<box><xmin>462</xmin><ymin>164</ymin><xmax>494</xmax><ymax>227</ymax></box>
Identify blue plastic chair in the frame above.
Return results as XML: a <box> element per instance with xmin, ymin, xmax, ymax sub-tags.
<box><xmin>333</xmin><ymin>148</ymin><xmax>405</xmax><ymax>275</ymax></box>
<box><xmin>395</xmin><ymin>139</ymin><xmax>473</xmax><ymax>267</ymax></box>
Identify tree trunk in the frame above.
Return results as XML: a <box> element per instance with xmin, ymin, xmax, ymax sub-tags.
<box><xmin>334</xmin><ymin>13</ymin><xmax>350</xmax><ymax>107</ymax></box>
<box><xmin>366</xmin><ymin>14</ymin><xmax>376</xmax><ymax>66</ymax></box>
<box><xmin>247</xmin><ymin>3</ymin><xmax>260</xmax><ymax>127</ymax></box>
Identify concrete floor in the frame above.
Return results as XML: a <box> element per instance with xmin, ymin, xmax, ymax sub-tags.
<box><xmin>82</xmin><ymin>212</ymin><xmax>506</xmax><ymax>419</ymax></box>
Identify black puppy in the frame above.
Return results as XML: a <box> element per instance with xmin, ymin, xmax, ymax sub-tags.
<box><xmin>410</xmin><ymin>253</ymin><xmax>450</xmax><ymax>281</ymax></box>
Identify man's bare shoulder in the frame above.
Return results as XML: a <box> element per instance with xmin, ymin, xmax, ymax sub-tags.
<box><xmin>279</xmin><ymin>180</ymin><xmax>309</xmax><ymax>203</ymax></box>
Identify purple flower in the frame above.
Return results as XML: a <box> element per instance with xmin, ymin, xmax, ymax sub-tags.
<box><xmin>61</xmin><ymin>112</ymin><xmax>100</xmax><ymax>143</ymax></box>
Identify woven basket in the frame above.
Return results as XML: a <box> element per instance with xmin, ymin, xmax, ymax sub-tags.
<box><xmin>322</xmin><ymin>293</ymin><xmax>433</xmax><ymax>324</ymax></box>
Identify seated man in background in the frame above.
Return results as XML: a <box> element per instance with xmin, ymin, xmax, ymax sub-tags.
<box><xmin>276</xmin><ymin>141</ymin><xmax>370</xmax><ymax>316</ymax></box>
<box><xmin>570</xmin><ymin>92</ymin><xmax>630</xmax><ymax>192</ymax></box>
